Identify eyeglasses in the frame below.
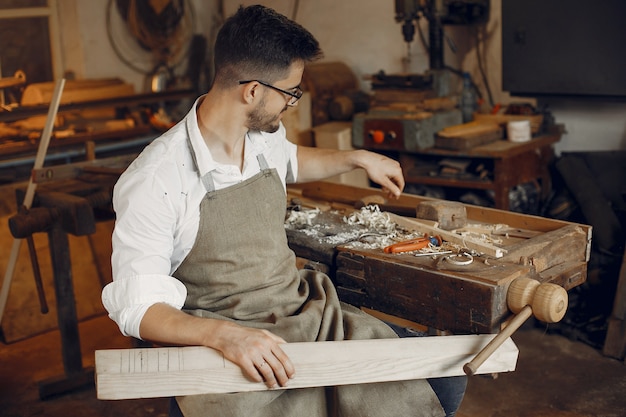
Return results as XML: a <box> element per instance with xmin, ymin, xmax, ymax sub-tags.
<box><xmin>239</xmin><ymin>80</ymin><xmax>303</xmax><ymax>106</ymax></box>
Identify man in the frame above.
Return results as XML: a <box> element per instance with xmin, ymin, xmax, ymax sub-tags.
<box><xmin>102</xmin><ymin>5</ymin><xmax>464</xmax><ymax>417</ymax></box>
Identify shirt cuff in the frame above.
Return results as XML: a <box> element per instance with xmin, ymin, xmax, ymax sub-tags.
<box><xmin>101</xmin><ymin>274</ymin><xmax>187</xmax><ymax>339</ymax></box>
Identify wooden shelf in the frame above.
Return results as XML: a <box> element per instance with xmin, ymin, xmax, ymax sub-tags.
<box><xmin>0</xmin><ymin>89</ymin><xmax>195</xmax><ymax>123</ymax></box>
<box><xmin>398</xmin><ymin>132</ymin><xmax>561</xmax><ymax>209</ymax></box>
<box><xmin>0</xmin><ymin>125</ymin><xmax>154</xmax><ymax>159</ymax></box>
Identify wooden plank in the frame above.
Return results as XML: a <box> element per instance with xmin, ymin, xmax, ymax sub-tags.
<box><xmin>435</xmin><ymin>122</ymin><xmax>503</xmax><ymax>150</ymax></box>
<box><xmin>603</xmin><ymin>245</ymin><xmax>626</xmax><ymax>360</ymax></box>
<box><xmin>499</xmin><ymin>224</ymin><xmax>589</xmax><ymax>272</ymax></box>
<box><xmin>21</xmin><ymin>78</ymin><xmax>135</xmax><ymax>105</ymax></box>
<box><xmin>95</xmin><ymin>335</ymin><xmax>518</xmax><ymax>400</ymax></box>
<box><xmin>387</xmin><ymin>212</ymin><xmax>505</xmax><ymax>258</ymax></box>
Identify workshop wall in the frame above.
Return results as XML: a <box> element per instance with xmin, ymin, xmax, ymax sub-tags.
<box><xmin>458</xmin><ymin>0</ymin><xmax>626</xmax><ymax>153</ymax></box>
<box><xmin>54</xmin><ymin>0</ymin><xmax>625</xmax><ymax>153</ymax></box>
<box><xmin>60</xmin><ymin>0</ymin><xmax>440</xmax><ymax>93</ymax></box>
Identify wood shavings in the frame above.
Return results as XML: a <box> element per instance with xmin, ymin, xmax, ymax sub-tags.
<box><xmin>344</xmin><ymin>204</ymin><xmax>396</xmax><ymax>234</ymax></box>
<box><xmin>341</xmin><ymin>205</ymin><xmax>428</xmax><ymax>250</ymax></box>
<box><xmin>285</xmin><ymin>208</ymin><xmax>320</xmax><ymax>228</ymax></box>
<box><xmin>344</xmin><ymin>234</ymin><xmax>397</xmax><ymax>250</ymax></box>
<box><xmin>451</xmin><ymin>222</ymin><xmax>505</xmax><ymax>245</ymax></box>
<box><xmin>285</xmin><ymin>208</ymin><xmax>371</xmax><ymax>246</ymax></box>
<box><xmin>286</xmin><ymin>204</ymin><xmax>465</xmax><ymax>253</ymax></box>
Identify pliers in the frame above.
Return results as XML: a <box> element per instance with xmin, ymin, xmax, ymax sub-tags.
<box><xmin>383</xmin><ymin>235</ymin><xmax>443</xmax><ymax>254</ymax></box>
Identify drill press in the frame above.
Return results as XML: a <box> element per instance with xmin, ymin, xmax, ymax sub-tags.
<box><xmin>352</xmin><ymin>0</ymin><xmax>489</xmax><ymax>153</ymax></box>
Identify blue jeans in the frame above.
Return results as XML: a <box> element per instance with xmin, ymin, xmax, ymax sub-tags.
<box><xmin>386</xmin><ymin>322</ymin><xmax>468</xmax><ymax>417</ymax></box>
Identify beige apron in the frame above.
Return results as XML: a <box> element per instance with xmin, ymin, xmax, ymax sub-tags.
<box><xmin>173</xmin><ymin>154</ymin><xmax>443</xmax><ymax>417</ymax></box>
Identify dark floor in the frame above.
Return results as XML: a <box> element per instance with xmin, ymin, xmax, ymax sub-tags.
<box><xmin>0</xmin><ymin>314</ymin><xmax>625</xmax><ymax>417</ymax></box>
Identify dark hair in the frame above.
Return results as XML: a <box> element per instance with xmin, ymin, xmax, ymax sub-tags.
<box><xmin>213</xmin><ymin>5</ymin><xmax>322</xmax><ymax>87</ymax></box>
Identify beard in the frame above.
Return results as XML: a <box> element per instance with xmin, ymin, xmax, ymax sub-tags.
<box><xmin>247</xmin><ymin>98</ymin><xmax>288</xmax><ymax>133</ymax></box>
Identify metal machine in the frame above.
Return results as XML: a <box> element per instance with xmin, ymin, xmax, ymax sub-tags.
<box><xmin>352</xmin><ymin>0</ymin><xmax>489</xmax><ymax>153</ymax></box>
<box><xmin>395</xmin><ymin>0</ymin><xmax>490</xmax><ymax>70</ymax></box>
<box><xmin>352</xmin><ymin>105</ymin><xmax>462</xmax><ymax>152</ymax></box>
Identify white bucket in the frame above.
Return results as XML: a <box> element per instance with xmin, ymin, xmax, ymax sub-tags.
<box><xmin>507</xmin><ymin>120</ymin><xmax>531</xmax><ymax>142</ymax></box>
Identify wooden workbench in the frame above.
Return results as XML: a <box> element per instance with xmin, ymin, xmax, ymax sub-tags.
<box><xmin>0</xmin><ymin>167</ymin><xmax>590</xmax><ymax>399</ymax></box>
<box><xmin>286</xmin><ymin>181</ymin><xmax>591</xmax><ymax>334</ymax></box>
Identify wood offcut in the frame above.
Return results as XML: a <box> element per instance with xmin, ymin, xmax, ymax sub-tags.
<box><xmin>96</xmin><ymin>335</ymin><xmax>519</xmax><ymax>400</ymax></box>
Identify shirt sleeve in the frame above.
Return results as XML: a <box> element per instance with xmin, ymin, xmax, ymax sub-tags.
<box><xmin>102</xmin><ymin>154</ymin><xmax>188</xmax><ymax>339</ymax></box>
<box><xmin>102</xmin><ymin>274</ymin><xmax>187</xmax><ymax>338</ymax></box>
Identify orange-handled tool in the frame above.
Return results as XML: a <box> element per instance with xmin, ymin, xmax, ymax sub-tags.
<box><xmin>383</xmin><ymin>235</ymin><xmax>442</xmax><ymax>254</ymax></box>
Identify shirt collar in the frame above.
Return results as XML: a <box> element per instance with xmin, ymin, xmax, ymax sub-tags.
<box><xmin>186</xmin><ymin>96</ymin><xmax>271</xmax><ymax>177</ymax></box>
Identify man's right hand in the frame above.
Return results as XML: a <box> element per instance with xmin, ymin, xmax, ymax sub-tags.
<box><xmin>210</xmin><ymin>321</ymin><xmax>295</xmax><ymax>388</ymax></box>
<box><xmin>139</xmin><ymin>303</ymin><xmax>295</xmax><ymax>389</ymax></box>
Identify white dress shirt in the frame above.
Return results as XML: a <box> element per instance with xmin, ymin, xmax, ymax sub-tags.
<box><xmin>101</xmin><ymin>97</ymin><xmax>299</xmax><ymax>339</ymax></box>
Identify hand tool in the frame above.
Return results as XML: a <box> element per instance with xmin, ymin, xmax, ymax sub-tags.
<box><xmin>383</xmin><ymin>235</ymin><xmax>442</xmax><ymax>254</ymax></box>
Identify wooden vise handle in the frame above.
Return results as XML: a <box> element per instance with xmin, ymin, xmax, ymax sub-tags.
<box><xmin>464</xmin><ymin>305</ymin><xmax>532</xmax><ymax>376</ymax></box>
<box><xmin>464</xmin><ymin>278</ymin><xmax>568</xmax><ymax>376</ymax></box>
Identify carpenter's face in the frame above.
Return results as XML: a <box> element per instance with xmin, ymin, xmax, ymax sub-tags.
<box><xmin>246</xmin><ymin>61</ymin><xmax>304</xmax><ymax>133</ymax></box>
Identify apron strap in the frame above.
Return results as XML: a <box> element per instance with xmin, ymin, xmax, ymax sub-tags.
<box><xmin>257</xmin><ymin>151</ymin><xmax>294</xmax><ymax>183</ymax></box>
<box><xmin>256</xmin><ymin>153</ymin><xmax>270</xmax><ymax>171</ymax></box>
<box><xmin>185</xmin><ymin>135</ymin><xmax>217</xmax><ymax>193</ymax></box>
<box><xmin>285</xmin><ymin>160</ymin><xmax>295</xmax><ymax>184</ymax></box>
<box><xmin>201</xmin><ymin>172</ymin><xmax>216</xmax><ymax>193</ymax></box>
